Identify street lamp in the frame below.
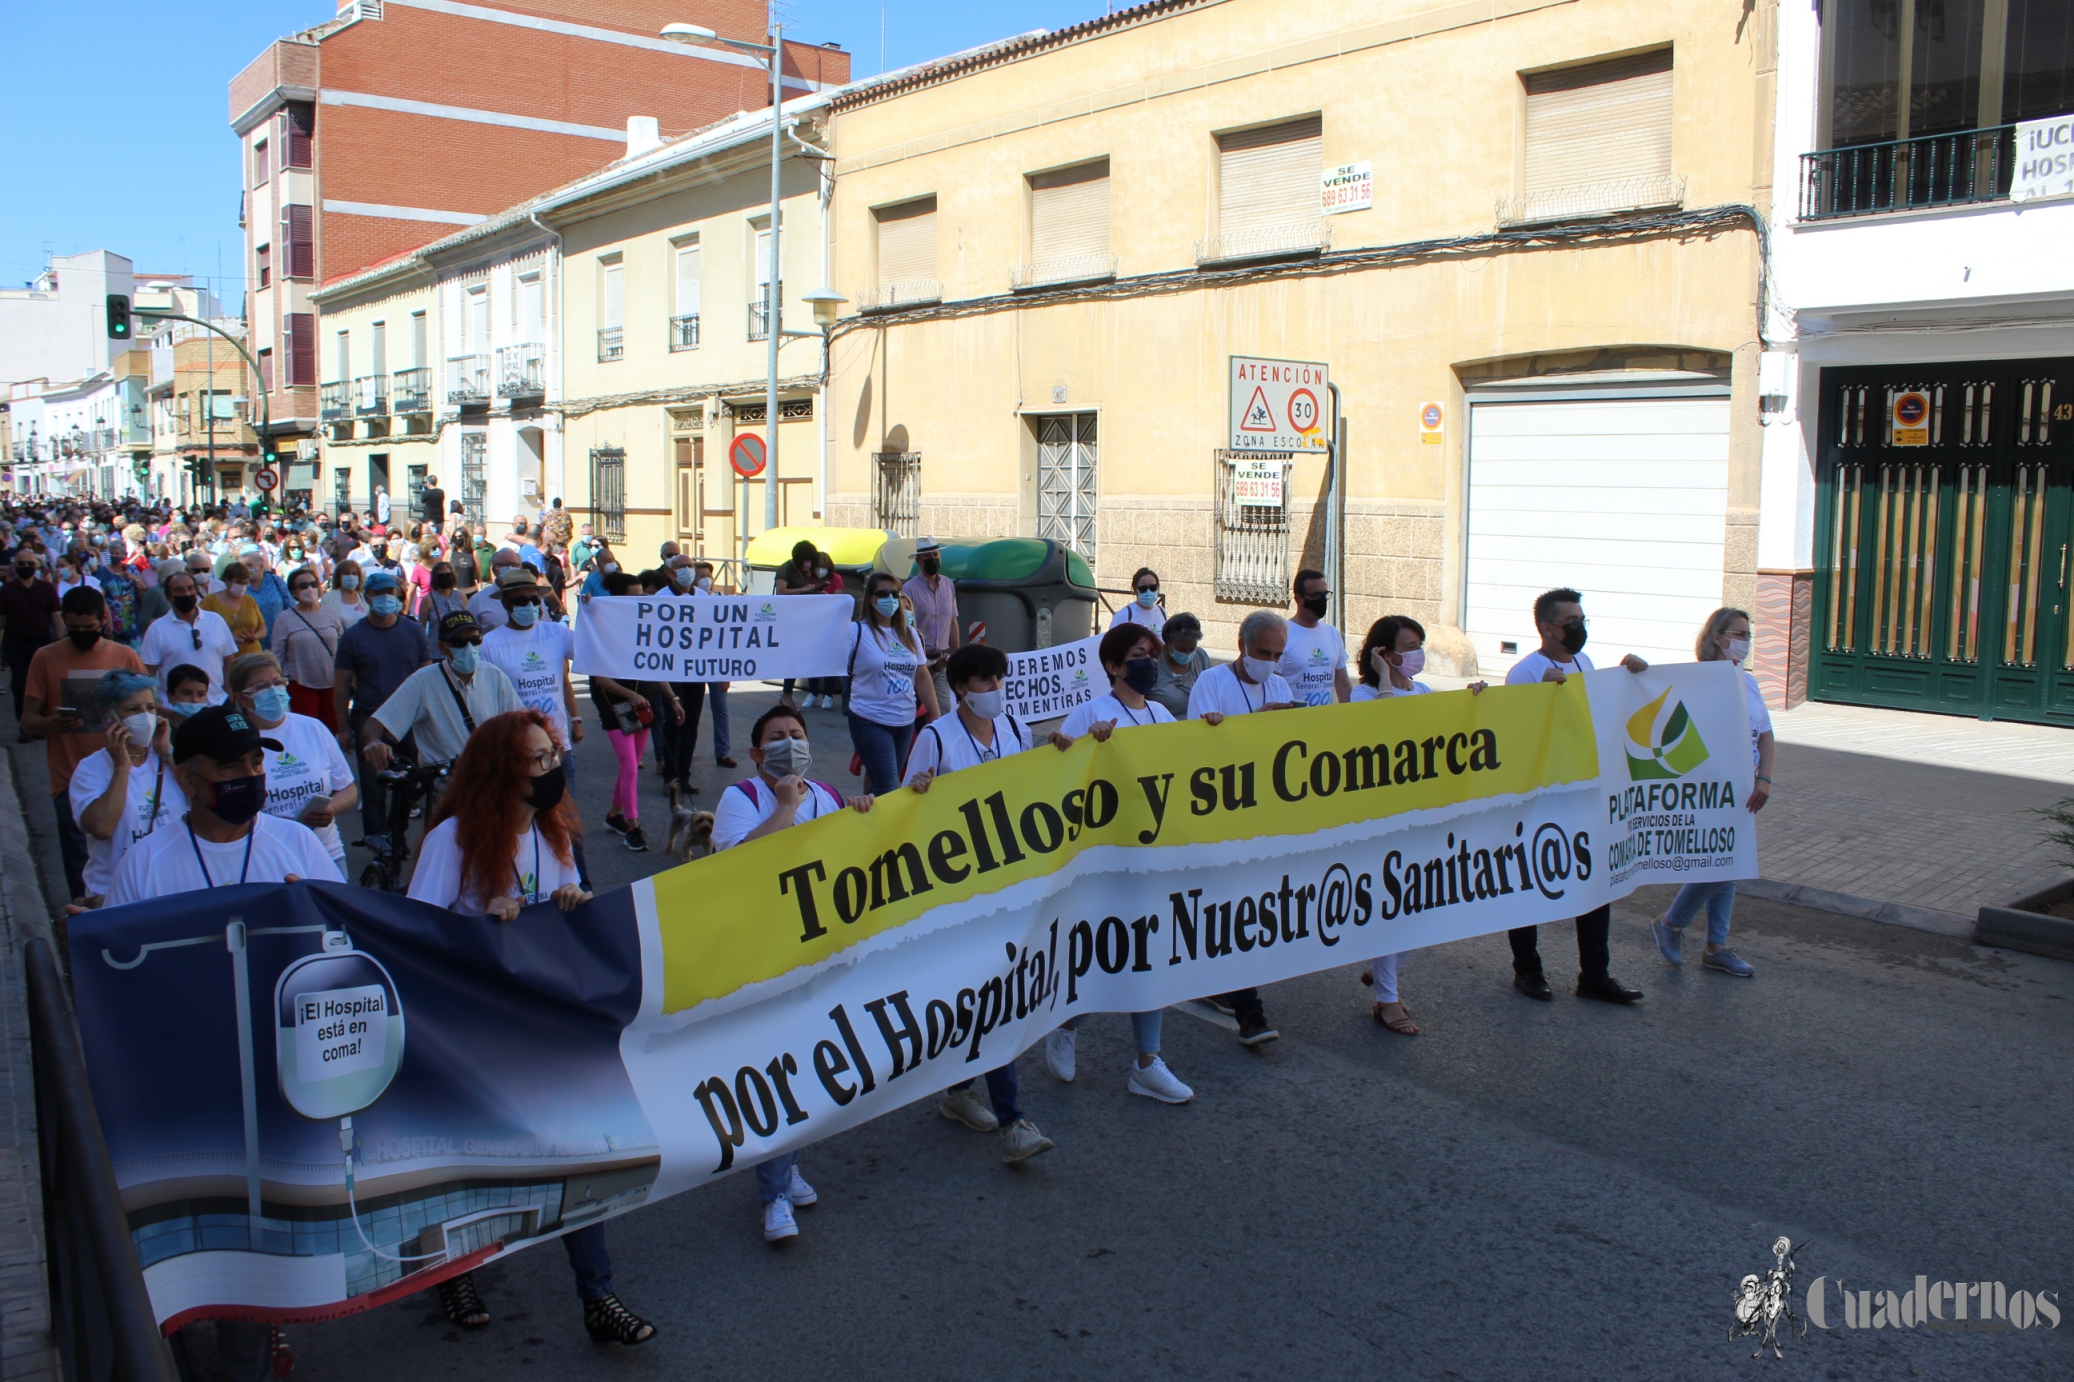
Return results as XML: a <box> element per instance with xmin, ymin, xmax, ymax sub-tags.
<box><xmin>663</xmin><ymin>19</ymin><xmax>791</xmax><ymax>538</ymax></box>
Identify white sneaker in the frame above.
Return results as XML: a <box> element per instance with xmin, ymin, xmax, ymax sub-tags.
<box><xmin>762</xmin><ymin>1198</ymin><xmax>797</xmax><ymax>1242</ymax></box>
<box><xmin>1045</xmin><ymin>1028</ymin><xmax>1076</xmax><ymax>1083</ymax></box>
<box><xmin>785</xmin><ymin>1165</ymin><xmax>817</xmax><ymax>1206</ymax></box>
<box><xmin>939</xmin><ymin>1084</ymin><xmax>999</xmax><ymax>1132</ymax></box>
<box><xmin>1126</xmin><ymin>1056</ymin><xmax>1193</xmax><ymax>1104</ymax></box>
<box><xmin>999</xmin><ymin>1118</ymin><xmax>1055</xmax><ymax>1163</ymax></box>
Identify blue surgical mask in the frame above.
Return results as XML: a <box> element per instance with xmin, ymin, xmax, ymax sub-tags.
<box><xmin>1136</xmin><ymin>588</ymin><xmax>1158</xmax><ymax>608</ymax></box>
<box><xmin>874</xmin><ymin>595</ymin><xmax>901</xmax><ymax>618</ymax></box>
<box><xmin>249</xmin><ymin>686</ymin><xmax>291</xmax><ymax>722</ymax></box>
<box><xmin>447</xmin><ymin>643</ymin><xmax>480</xmax><ymax>674</ymax></box>
<box><xmin>508</xmin><ymin>602</ymin><xmax>539</xmax><ymax>628</ymax></box>
<box><xmin>340</xmin><ymin>572</ymin><xmax>361</xmax><ymax>589</ymax></box>
<box><xmin>166</xmin><ymin>700</ymin><xmax>203</xmax><ymax>719</ymax></box>
<box><xmin>369</xmin><ymin>594</ymin><xmax>402</xmax><ymax>616</ymax></box>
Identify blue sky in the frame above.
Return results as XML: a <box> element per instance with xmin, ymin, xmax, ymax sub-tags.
<box><xmin>0</xmin><ymin>1</ymin><xmax>1107</xmax><ymax>308</ymax></box>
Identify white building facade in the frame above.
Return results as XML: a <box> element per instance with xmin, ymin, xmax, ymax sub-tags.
<box><xmin>1757</xmin><ymin>0</ymin><xmax>2074</xmax><ymax>726</ymax></box>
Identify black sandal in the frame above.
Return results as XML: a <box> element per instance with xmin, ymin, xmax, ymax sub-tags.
<box><xmin>584</xmin><ymin>1293</ymin><xmax>656</xmax><ymax>1346</ymax></box>
<box><xmin>437</xmin><ymin>1272</ymin><xmax>491</xmax><ymax>1329</ymax></box>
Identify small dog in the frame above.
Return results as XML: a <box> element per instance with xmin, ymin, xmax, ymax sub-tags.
<box><xmin>665</xmin><ymin>783</ymin><xmax>715</xmax><ymax>863</ymax></box>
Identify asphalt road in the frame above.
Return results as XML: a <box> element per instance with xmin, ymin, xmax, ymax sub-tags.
<box><xmin>13</xmin><ymin>685</ymin><xmax>2074</xmax><ymax>1379</ymax></box>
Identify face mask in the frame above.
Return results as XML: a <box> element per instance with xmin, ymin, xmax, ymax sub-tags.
<box><xmin>206</xmin><ymin>773</ymin><xmax>268</xmax><ymax>826</ymax></box>
<box><xmin>1300</xmin><ymin>593</ymin><xmax>1329</xmax><ymax>617</ymax></box>
<box><xmin>225</xmin><ymin>584</ymin><xmax>248</xmax><ymax>601</ymax></box>
<box><xmin>433</xmin><ymin>573</ymin><xmax>456</xmax><ymax>590</ymax></box>
<box><xmin>121</xmin><ymin>711</ymin><xmax>158</xmax><ymax>744</ymax></box>
<box><xmin>508</xmin><ymin>602</ymin><xmax>539</xmax><ymax>629</ymax></box>
<box><xmin>1122</xmin><ymin>657</ymin><xmax>1160</xmax><ymax>694</ymax></box>
<box><xmin>1725</xmin><ymin>636</ymin><xmax>1750</xmax><ymax>664</ymax></box>
<box><xmin>13</xmin><ymin>566</ymin><xmax>33</xmax><ymax>580</ymax></box>
<box><xmin>1168</xmin><ymin>646</ymin><xmax>1193</xmax><ymax>665</ymax></box>
<box><xmin>67</xmin><ymin>627</ymin><xmax>100</xmax><ymax>651</ymax></box>
<box><xmin>602</xmin><ymin>562</ymin><xmax>619</xmax><ymax>574</ymax></box>
<box><xmin>244</xmin><ymin>685</ymin><xmax>290</xmax><ymax>722</ymax></box>
<box><xmin>369</xmin><ymin>594</ymin><xmax>402</xmax><ymax>617</ymax></box>
<box><xmin>1559</xmin><ymin>622</ymin><xmax>1589</xmax><ymax>655</ymax></box>
<box><xmin>815</xmin><ymin>565</ymin><xmax>830</xmax><ymax>578</ymax></box>
<box><xmin>761</xmin><ymin>734</ymin><xmax>811</xmax><ymax>779</ymax></box>
<box><xmin>1396</xmin><ymin>649</ymin><xmax>1426</xmax><ymax>678</ymax></box>
<box><xmin>919</xmin><ymin>558</ymin><xmax>940</xmax><ymax>575</ymax></box>
<box><xmin>671</xmin><ymin>567</ymin><xmax>694</xmax><ymax>588</ymax></box>
<box><xmin>295</xmin><ymin>586</ymin><xmax>319</xmax><ymax>604</ymax></box>
<box><xmin>874</xmin><ymin>595</ymin><xmax>901</xmax><ymax>619</ymax></box>
<box><xmin>1136</xmin><ymin>589</ymin><xmax>1158</xmax><ymax>608</ymax></box>
<box><xmin>695</xmin><ymin>576</ymin><xmax>713</xmax><ymax>592</ymax></box>
<box><xmin>340</xmin><ymin>573</ymin><xmax>362</xmax><ymax>590</ymax></box>
<box><xmin>446</xmin><ymin>643</ymin><xmax>480</xmax><ymax>674</ymax></box>
<box><xmin>525</xmin><ymin>763</ymin><xmax>567</xmax><ymax>812</ymax></box>
<box><xmin>1241</xmin><ymin>655</ymin><xmax>1279</xmax><ymax>685</ymax></box>
<box><xmin>171</xmin><ymin>592</ymin><xmax>199</xmax><ymax>613</ymax></box>
<box><xmin>963</xmin><ymin>688</ymin><xmax>1005</xmax><ymax>719</ymax></box>
<box><xmin>167</xmin><ymin>700</ymin><xmax>203</xmax><ymax>719</ymax></box>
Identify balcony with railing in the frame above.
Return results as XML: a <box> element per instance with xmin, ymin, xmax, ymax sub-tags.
<box><xmin>391</xmin><ymin>366</ymin><xmax>431</xmax><ymax>414</ymax></box>
<box><xmin>320</xmin><ymin>380</ymin><xmax>349</xmax><ymax>421</ymax></box>
<box><xmin>352</xmin><ymin>373</ymin><xmax>388</xmax><ymax>418</ymax></box>
<box><xmin>1194</xmin><ymin>220</ymin><xmax>1330</xmax><ymax>267</ymax></box>
<box><xmin>597</xmin><ymin>327</ymin><xmax>623</xmax><ymax>362</ymax></box>
<box><xmin>446</xmin><ymin>354</ymin><xmax>490</xmax><ymax>405</ymax></box>
<box><xmin>1799</xmin><ymin>125</ymin><xmax>2019</xmax><ymax>221</ymax></box>
<box><xmin>1495</xmin><ymin>173</ymin><xmax>1686</xmax><ymax>227</ymax></box>
<box><xmin>860</xmin><ymin>279</ymin><xmax>944</xmax><ymax>311</ymax></box>
<box><xmin>1010</xmin><ymin>257</ymin><xmax>1116</xmax><ymax>292</ymax></box>
<box><xmin>496</xmin><ymin>343</ymin><xmax>546</xmax><ymax>399</ymax></box>
<box><xmin>669</xmin><ymin>314</ymin><xmax>701</xmax><ymax>351</ymax></box>
<box><xmin>748</xmin><ymin>283</ymin><xmax>782</xmax><ymax>341</ymax></box>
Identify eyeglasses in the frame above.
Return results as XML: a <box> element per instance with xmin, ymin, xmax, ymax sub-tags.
<box><xmin>525</xmin><ymin>747</ymin><xmax>563</xmax><ymax>774</ymax></box>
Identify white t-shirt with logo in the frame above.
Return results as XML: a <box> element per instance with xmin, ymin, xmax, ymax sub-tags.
<box><xmin>104</xmin><ymin>812</ymin><xmax>344</xmax><ymax>907</ymax></box>
<box><xmin>904</xmin><ymin>710</ymin><xmax>1031</xmax><ymax>784</ymax></box>
<box><xmin>845</xmin><ymin>624</ymin><xmax>923</xmax><ymax>728</ymax></box>
<box><xmin>1060</xmin><ymin>693</ymin><xmax>1174</xmax><ymax>738</ymax></box>
<box><xmin>713</xmin><ymin>776</ymin><xmax>847</xmax><ymax>850</ymax></box>
<box><xmin>408</xmin><ymin>817</ymin><xmax>581</xmax><ymax>915</ymax></box>
<box><xmin>1186</xmin><ymin>661</ymin><xmax>1294</xmax><ymax>718</ymax></box>
<box><xmin>1277</xmin><ymin>620</ymin><xmax>1347</xmax><ymax>706</ymax></box>
<box><xmin>1737</xmin><ymin>665</ymin><xmax>1773</xmax><ymax>767</ymax></box>
<box><xmin>1505</xmin><ymin>650</ymin><xmax>1594</xmax><ymax>685</ymax></box>
<box><xmin>1350</xmin><ymin>680</ymin><xmax>1433</xmax><ymax>701</ymax></box>
<box><xmin>257</xmin><ymin>712</ymin><xmax>356</xmax><ymax>860</ymax></box>
<box><xmin>482</xmin><ymin>621</ymin><xmax>575</xmax><ymax>745</ymax></box>
<box><xmin>67</xmin><ymin>748</ymin><xmax>188</xmax><ymax>898</ymax></box>
<box><xmin>1109</xmin><ymin>602</ymin><xmax>1166</xmax><ymax>634</ymax></box>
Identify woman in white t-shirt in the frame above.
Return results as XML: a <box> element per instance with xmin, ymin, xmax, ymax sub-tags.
<box><xmin>1650</xmin><ymin>608</ymin><xmax>1774</xmax><ymax>980</ymax></box>
<box><xmin>69</xmin><ymin>670</ymin><xmax>187</xmax><ymax>904</ymax></box>
<box><xmin>1108</xmin><ymin>567</ymin><xmax>1166</xmax><ymax>634</ymax></box>
<box><xmin>1046</xmin><ymin>624</ymin><xmax>1195</xmax><ymax>1105</ymax></box>
<box><xmin>320</xmin><ymin>564</ymin><xmax>370</xmax><ymax>628</ymax></box>
<box><xmin>404</xmin><ymin>710</ymin><xmax>655</xmax><ymax>1346</ymax></box>
<box><xmin>844</xmin><ymin>571</ymin><xmax>940</xmax><ymax>794</ymax></box>
<box><xmin>226</xmin><ymin>652</ymin><xmax>357</xmax><ymax>863</ymax></box>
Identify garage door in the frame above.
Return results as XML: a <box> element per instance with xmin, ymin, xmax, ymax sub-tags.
<box><xmin>1464</xmin><ymin>396</ymin><xmax>1730</xmax><ymax>679</ymax></box>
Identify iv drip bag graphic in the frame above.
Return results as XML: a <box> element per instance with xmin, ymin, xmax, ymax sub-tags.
<box><xmin>274</xmin><ymin>934</ymin><xmax>405</xmax><ymax>1120</ymax></box>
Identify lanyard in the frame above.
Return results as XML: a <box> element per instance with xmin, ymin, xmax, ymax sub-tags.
<box><xmin>1238</xmin><ymin>674</ymin><xmax>1262</xmax><ymax>713</ymax></box>
<box><xmin>186</xmin><ymin>818</ymin><xmax>256</xmax><ymax>888</ymax></box>
<box><xmin>957</xmin><ymin>714</ymin><xmax>1003</xmax><ymax>763</ymax></box>
<box><xmin>1114</xmin><ymin>699</ymin><xmax>1151</xmax><ymax>727</ymax></box>
<box><xmin>141</xmin><ymin>756</ymin><xmax>165</xmax><ymax>838</ymax></box>
<box><xmin>513</xmin><ymin>823</ymin><xmax>541</xmax><ymax>903</ymax></box>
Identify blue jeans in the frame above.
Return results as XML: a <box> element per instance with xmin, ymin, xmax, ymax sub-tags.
<box><xmin>846</xmin><ymin>712</ymin><xmax>914</xmax><ymax>796</ymax></box>
<box><xmin>1064</xmin><ymin>1010</ymin><xmax>1164</xmax><ymax>1055</ymax></box>
<box><xmin>710</xmin><ymin>683</ymin><xmax>732</xmax><ymax>760</ymax></box>
<box><xmin>757</xmin><ymin>1153</ymin><xmax>797</xmax><ymax>1205</ymax></box>
<box><xmin>951</xmin><ymin>1060</ymin><xmax>1021</xmax><ymax>1125</ymax></box>
<box><xmin>1665</xmin><ymin>880</ymin><xmax>1736</xmax><ymax>946</ymax></box>
<box><xmin>561</xmin><ymin>1223</ymin><xmax>612</xmax><ymax>1301</ymax></box>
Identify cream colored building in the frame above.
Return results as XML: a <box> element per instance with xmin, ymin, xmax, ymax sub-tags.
<box><xmin>306</xmin><ymin>270</ymin><xmax>441</xmax><ymax>524</ymax></box>
<box><xmin>824</xmin><ymin>0</ymin><xmax>1777</xmax><ymax>672</ymax></box>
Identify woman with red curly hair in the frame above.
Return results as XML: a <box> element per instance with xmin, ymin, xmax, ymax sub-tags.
<box><xmin>405</xmin><ymin>709</ymin><xmax>655</xmax><ymax>1346</ymax></box>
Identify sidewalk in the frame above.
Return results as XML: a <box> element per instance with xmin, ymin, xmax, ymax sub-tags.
<box><xmin>0</xmin><ymin>739</ymin><xmax>57</xmax><ymax>1382</ymax></box>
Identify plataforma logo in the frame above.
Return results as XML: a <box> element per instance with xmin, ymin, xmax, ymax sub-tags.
<box><xmin>1625</xmin><ymin>688</ymin><xmax>1709</xmax><ymax>781</ymax></box>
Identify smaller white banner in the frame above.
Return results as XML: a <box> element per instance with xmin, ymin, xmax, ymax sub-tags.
<box><xmin>2012</xmin><ymin>115</ymin><xmax>2074</xmax><ymax>202</ymax></box>
<box><xmin>1000</xmin><ymin>635</ymin><xmax>1102</xmax><ymax>724</ymax></box>
<box><xmin>1321</xmin><ymin>161</ymin><xmax>1373</xmax><ymax>214</ymax></box>
<box><xmin>573</xmin><ymin>594</ymin><xmax>856</xmax><ymax>682</ymax></box>
<box><xmin>293</xmin><ymin>985</ymin><xmax>387</xmax><ymax>1084</ymax></box>
<box><xmin>1233</xmin><ymin>457</ymin><xmax>1284</xmax><ymax>507</ymax></box>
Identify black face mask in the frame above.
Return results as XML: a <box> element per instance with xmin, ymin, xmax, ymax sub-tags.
<box><xmin>526</xmin><ymin>764</ymin><xmax>567</xmax><ymax>812</ymax></box>
<box><xmin>207</xmin><ymin>773</ymin><xmax>268</xmax><ymax>826</ymax></box>
<box><xmin>67</xmin><ymin>627</ymin><xmax>101</xmax><ymax>651</ymax></box>
<box><xmin>13</xmin><ymin>566</ymin><xmax>34</xmax><ymax>581</ymax></box>
<box><xmin>171</xmin><ymin>592</ymin><xmax>199</xmax><ymax>613</ymax></box>
<box><xmin>1122</xmin><ymin>657</ymin><xmax>1160</xmax><ymax>694</ymax></box>
<box><xmin>1301</xmin><ymin>593</ymin><xmax>1330</xmax><ymax>617</ymax></box>
<box><xmin>433</xmin><ymin>573</ymin><xmax>456</xmax><ymax>589</ymax></box>
<box><xmin>1559</xmin><ymin>621</ymin><xmax>1589</xmax><ymax>655</ymax></box>
<box><xmin>919</xmin><ymin>558</ymin><xmax>940</xmax><ymax>575</ymax></box>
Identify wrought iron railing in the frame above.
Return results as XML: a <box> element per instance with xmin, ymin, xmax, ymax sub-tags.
<box><xmin>748</xmin><ymin>284</ymin><xmax>782</xmax><ymax>341</ymax></box>
<box><xmin>1799</xmin><ymin>125</ymin><xmax>2019</xmax><ymax>220</ymax></box>
<box><xmin>1496</xmin><ymin>174</ymin><xmax>1685</xmax><ymax>227</ymax></box>
<box><xmin>445</xmin><ymin>354</ymin><xmax>490</xmax><ymax>405</ymax></box>
<box><xmin>669</xmin><ymin>314</ymin><xmax>701</xmax><ymax>351</ymax></box>
<box><xmin>319</xmin><ymin>381</ymin><xmax>349</xmax><ymax>422</ymax></box>
<box><xmin>495</xmin><ymin>343</ymin><xmax>545</xmax><ymax>398</ymax></box>
<box><xmin>1194</xmin><ymin>221</ymin><xmax>1329</xmax><ymax>266</ymax></box>
<box><xmin>596</xmin><ymin>327</ymin><xmax>623</xmax><ymax>362</ymax></box>
<box><xmin>873</xmin><ymin>451</ymin><xmax>921</xmax><ymax>537</ymax></box>
<box><xmin>590</xmin><ymin>445</ymin><xmax>626</xmax><ymax>541</ymax></box>
<box><xmin>352</xmin><ymin>373</ymin><xmax>388</xmax><ymax>417</ymax></box>
<box><xmin>391</xmin><ymin>366</ymin><xmax>431</xmax><ymax>414</ymax></box>
<box><xmin>1011</xmin><ymin>257</ymin><xmax>1118</xmax><ymax>291</ymax></box>
<box><xmin>861</xmin><ymin>279</ymin><xmax>944</xmax><ymax>311</ymax></box>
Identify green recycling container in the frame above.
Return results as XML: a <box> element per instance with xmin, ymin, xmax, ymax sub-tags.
<box><xmin>895</xmin><ymin>538</ymin><xmax>1096</xmax><ymax>654</ymax></box>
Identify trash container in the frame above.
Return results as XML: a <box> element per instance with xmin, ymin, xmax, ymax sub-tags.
<box><xmin>743</xmin><ymin>526</ymin><xmax>891</xmax><ymax>608</ymax></box>
<box><xmin>883</xmin><ymin>538</ymin><xmax>1096</xmax><ymax>654</ymax></box>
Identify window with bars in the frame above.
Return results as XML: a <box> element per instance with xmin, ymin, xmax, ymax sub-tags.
<box><xmin>1036</xmin><ymin>413</ymin><xmax>1097</xmax><ymax>565</ymax></box>
<box><xmin>590</xmin><ymin>445</ymin><xmax>626</xmax><ymax>541</ymax></box>
<box><xmin>459</xmin><ymin>430</ymin><xmax>487</xmax><ymax>530</ymax></box>
<box><xmin>874</xmin><ymin>452</ymin><xmax>922</xmax><ymax>537</ymax></box>
<box><xmin>1214</xmin><ymin>451</ymin><xmax>1293</xmax><ymax>604</ymax></box>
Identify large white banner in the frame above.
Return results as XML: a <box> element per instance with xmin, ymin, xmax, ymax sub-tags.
<box><xmin>1001</xmin><ymin>634</ymin><xmax>1102</xmax><ymax>723</ymax></box>
<box><xmin>573</xmin><ymin>593</ymin><xmax>855</xmax><ymax>682</ymax></box>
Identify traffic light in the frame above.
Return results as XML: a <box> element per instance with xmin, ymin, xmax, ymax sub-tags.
<box><xmin>106</xmin><ymin>293</ymin><xmax>131</xmax><ymax>340</ymax></box>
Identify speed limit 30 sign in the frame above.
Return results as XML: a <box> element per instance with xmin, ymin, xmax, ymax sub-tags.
<box><xmin>1230</xmin><ymin>356</ymin><xmax>1330</xmax><ymax>453</ymax></box>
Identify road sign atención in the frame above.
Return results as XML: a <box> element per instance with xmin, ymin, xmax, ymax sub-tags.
<box><xmin>1229</xmin><ymin>356</ymin><xmax>1330</xmax><ymax>453</ymax></box>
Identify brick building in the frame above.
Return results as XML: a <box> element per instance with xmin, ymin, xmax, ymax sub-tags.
<box><xmin>228</xmin><ymin>0</ymin><xmax>849</xmax><ymax>495</ymax></box>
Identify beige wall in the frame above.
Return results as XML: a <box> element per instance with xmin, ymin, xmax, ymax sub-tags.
<box><xmin>825</xmin><ymin>0</ymin><xmax>1768</xmax><ymax>653</ymax></box>
<box><xmin>310</xmin><ymin>279</ymin><xmax>441</xmax><ymax>518</ymax></box>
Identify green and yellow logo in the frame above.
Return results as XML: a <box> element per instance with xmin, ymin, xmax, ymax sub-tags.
<box><xmin>1625</xmin><ymin>688</ymin><xmax>1709</xmax><ymax>780</ymax></box>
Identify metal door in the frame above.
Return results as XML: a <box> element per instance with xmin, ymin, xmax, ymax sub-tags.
<box><xmin>1036</xmin><ymin>413</ymin><xmax>1097</xmax><ymax>565</ymax></box>
<box><xmin>1812</xmin><ymin>360</ymin><xmax>2074</xmax><ymax>723</ymax></box>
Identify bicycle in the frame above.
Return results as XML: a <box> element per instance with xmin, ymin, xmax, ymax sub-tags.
<box><xmin>355</xmin><ymin>759</ymin><xmax>452</xmax><ymax>893</ymax></box>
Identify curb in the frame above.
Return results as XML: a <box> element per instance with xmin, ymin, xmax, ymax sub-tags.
<box><xmin>0</xmin><ymin>748</ymin><xmax>51</xmax><ymax>950</ymax></box>
<box><xmin>1739</xmin><ymin>878</ymin><xmax>1974</xmax><ymax>939</ymax></box>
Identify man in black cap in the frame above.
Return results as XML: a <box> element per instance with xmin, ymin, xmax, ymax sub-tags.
<box><xmin>361</xmin><ymin>610</ymin><xmax>520</xmax><ymax>774</ymax></box>
<box><xmin>103</xmin><ymin>704</ymin><xmax>343</xmax><ymax>905</ymax></box>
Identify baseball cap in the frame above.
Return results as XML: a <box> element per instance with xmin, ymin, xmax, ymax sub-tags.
<box><xmin>172</xmin><ymin>704</ymin><xmax>282</xmax><ymax>764</ymax></box>
<box><xmin>439</xmin><ymin>610</ymin><xmax>483</xmax><ymax>643</ymax></box>
<box><xmin>364</xmin><ymin>568</ymin><xmax>402</xmax><ymax>593</ymax></box>
<box><xmin>495</xmin><ymin>567</ymin><xmax>542</xmax><ymax>597</ymax></box>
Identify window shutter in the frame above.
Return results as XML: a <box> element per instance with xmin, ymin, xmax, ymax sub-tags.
<box><xmin>411</xmin><ymin>311</ymin><xmax>427</xmax><ymax>367</ymax></box>
<box><xmin>335</xmin><ymin>330</ymin><xmax>350</xmax><ymax>383</ymax></box>
<box><xmin>1217</xmin><ymin>117</ymin><xmax>1322</xmax><ymax>238</ymax></box>
<box><xmin>602</xmin><ymin>262</ymin><xmax>625</xmax><ymax>329</ymax></box>
<box><xmin>284</xmin><ymin>314</ymin><xmax>316</xmax><ymax>386</ymax></box>
<box><xmin>675</xmin><ymin>243</ymin><xmax>701</xmax><ymax>316</ymax></box>
<box><xmin>371</xmin><ymin>321</ymin><xmax>387</xmax><ymax>375</ymax></box>
<box><xmin>873</xmin><ymin>197</ymin><xmax>938</xmax><ymax>296</ymax></box>
<box><xmin>281</xmin><ymin>204</ymin><xmax>313</xmax><ymax>279</ymax></box>
<box><xmin>1028</xmin><ymin>164</ymin><xmax>1109</xmax><ymax>278</ymax></box>
<box><xmin>281</xmin><ymin>102</ymin><xmax>314</xmax><ymax>169</ymax></box>
<box><xmin>1524</xmin><ymin>49</ymin><xmax>1674</xmax><ymax>196</ymax></box>
<box><xmin>754</xmin><ymin>227</ymin><xmax>781</xmax><ymax>288</ymax></box>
